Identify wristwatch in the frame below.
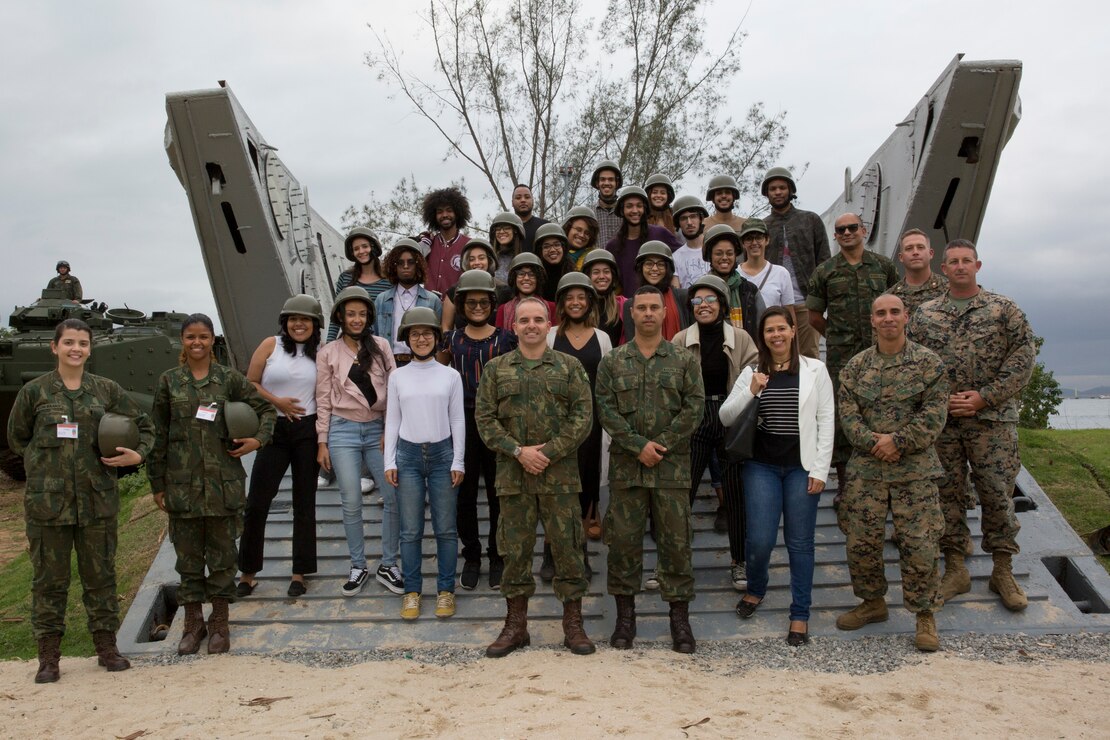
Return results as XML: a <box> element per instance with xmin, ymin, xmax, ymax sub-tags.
<box><xmin>512</xmin><ymin>446</ymin><xmax>522</xmax><ymax>458</ymax></box>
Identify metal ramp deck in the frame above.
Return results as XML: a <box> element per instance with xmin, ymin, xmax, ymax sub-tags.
<box><xmin>119</xmin><ymin>466</ymin><xmax>1110</xmax><ymax>656</ymax></box>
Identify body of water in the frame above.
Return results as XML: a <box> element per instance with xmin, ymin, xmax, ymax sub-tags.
<box><xmin>1048</xmin><ymin>398</ymin><xmax>1110</xmax><ymax>430</ymax></box>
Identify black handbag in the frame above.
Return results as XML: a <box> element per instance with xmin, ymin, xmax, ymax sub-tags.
<box><xmin>724</xmin><ymin>395</ymin><xmax>759</xmax><ymax>463</ymax></box>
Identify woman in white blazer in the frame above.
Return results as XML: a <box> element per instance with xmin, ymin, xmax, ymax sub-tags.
<box><xmin>718</xmin><ymin>306</ymin><xmax>834</xmax><ymax>646</ymax></box>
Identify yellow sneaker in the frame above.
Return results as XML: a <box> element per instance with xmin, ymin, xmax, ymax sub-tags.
<box><xmin>435</xmin><ymin>591</ymin><xmax>456</xmax><ymax>619</ymax></box>
<box><xmin>401</xmin><ymin>592</ymin><xmax>421</xmax><ymax>620</ymax></box>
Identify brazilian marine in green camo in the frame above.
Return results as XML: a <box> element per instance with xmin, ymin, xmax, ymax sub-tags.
<box><xmin>837</xmin><ymin>295</ymin><xmax>948</xmax><ymax>617</ymax></box>
<box><xmin>806</xmin><ymin>214</ymin><xmax>899</xmax><ymax>471</ymax></box>
<box><xmin>907</xmin><ymin>240</ymin><xmax>1035</xmax><ymax>610</ymax></box>
<box><xmin>885</xmin><ymin>228</ymin><xmax>948</xmax><ymax>317</ymax></box>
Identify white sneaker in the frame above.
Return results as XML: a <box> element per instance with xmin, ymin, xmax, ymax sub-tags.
<box><xmin>644</xmin><ymin>569</ymin><xmax>660</xmax><ymax>590</ymax></box>
<box><xmin>731</xmin><ymin>564</ymin><xmax>747</xmax><ymax>591</ymax></box>
<box><xmin>361</xmin><ymin>477</ymin><xmax>375</xmax><ymax>494</ymax></box>
<box><xmin>317</xmin><ymin>475</ymin><xmax>330</xmax><ymax>488</ymax></box>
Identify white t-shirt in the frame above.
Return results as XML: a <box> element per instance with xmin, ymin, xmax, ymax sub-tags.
<box><xmin>673</xmin><ymin>244</ymin><xmax>710</xmax><ymax>289</ymax></box>
<box><xmin>384</xmin><ymin>359</ymin><xmax>466</xmax><ymax>473</ymax></box>
<box><xmin>741</xmin><ymin>262</ymin><xmax>795</xmax><ymax>309</ymax></box>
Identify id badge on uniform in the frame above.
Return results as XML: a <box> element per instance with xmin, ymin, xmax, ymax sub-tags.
<box><xmin>195</xmin><ymin>403</ymin><xmax>218</xmax><ymax>422</ymax></box>
<box><xmin>56</xmin><ymin>416</ymin><xmax>78</xmax><ymax>439</ymax></box>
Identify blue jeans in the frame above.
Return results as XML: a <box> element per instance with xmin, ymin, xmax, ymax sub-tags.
<box><xmin>328</xmin><ymin>416</ymin><xmax>398</xmax><ymax>570</ymax></box>
<box><xmin>742</xmin><ymin>460</ymin><xmax>820</xmax><ymax>621</ymax></box>
<box><xmin>396</xmin><ymin>438</ymin><xmax>459</xmax><ymax>594</ymax></box>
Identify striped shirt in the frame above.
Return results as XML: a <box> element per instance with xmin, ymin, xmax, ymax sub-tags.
<box><xmin>441</xmin><ymin>327</ymin><xmax>518</xmax><ymax>408</ymax></box>
<box><xmin>754</xmin><ymin>370</ymin><xmax>801</xmax><ymax>466</ymax></box>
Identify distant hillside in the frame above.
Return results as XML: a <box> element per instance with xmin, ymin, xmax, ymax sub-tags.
<box><xmin>1061</xmin><ymin>386</ymin><xmax>1110</xmax><ymax>398</ymax></box>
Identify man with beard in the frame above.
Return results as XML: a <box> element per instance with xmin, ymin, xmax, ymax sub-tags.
<box><xmin>511</xmin><ymin>184</ymin><xmax>549</xmax><ymax>253</ymax></box>
<box><xmin>761</xmin><ymin>167</ymin><xmax>830</xmax><ymax>359</ymax></box>
<box><xmin>670</xmin><ymin>195</ymin><xmax>711</xmax><ymax>289</ymax></box>
<box><xmin>887</xmin><ymin>229</ymin><xmax>948</xmax><ymax>317</ymax></box>
<box><xmin>419</xmin><ymin>187</ymin><xmax>472</xmax><ymax>295</ymax></box>
<box><xmin>590</xmin><ymin>160</ymin><xmax>624</xmax><ymax>248</ymax></box>
<box><xmin>702</xmin><ymin>224</ymin><xmax>766</xmax><ymax>339</ymax></box>
<box><xmin>605</xmin><ymin>186</ymin><xmax>682</xmax><ymax>296</ymax></box>
<box><xmin>703</xmin><ymin>175</ymin><xmax>745</xmax><ymax>231</ymax></box>
<box><xmin>374</xmin><ymin>239</ymin><xmax>443</xmax><ymax>365</ymax></box>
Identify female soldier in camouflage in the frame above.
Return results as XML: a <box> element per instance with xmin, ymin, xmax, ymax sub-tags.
<box><xmin>148</xmin><ymin>314</ymin><xmax>275</xmax><ymax>656</ymax></box>
<box><xmin>7</xmin><ymin>318</ymin><xmax>154</xmax><ymax>683</ymax></box>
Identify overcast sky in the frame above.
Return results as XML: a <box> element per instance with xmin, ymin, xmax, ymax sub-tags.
<box><xmin>2</xmin><ymin>1</ymin><xmax>1107</xmax><ymax>389</ymax></box>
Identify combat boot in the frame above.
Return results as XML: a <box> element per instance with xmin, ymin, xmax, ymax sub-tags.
<box><xmin>669</xmin><ymin>601</ymin><xmax>696</xmax><ymax>654</ymax></box>
<box><xmin>207</xmin><ymin>598</ymin><xmax>231</xmax><ymax>653</ymax></box>
<box><xmin>93</xmin><ymin>631</ymin><xmax>131</xmax><ymax>672</ymax></box>
<box><xmin>539</xmin><ymin>543</ymin><xmax>555</xmax><ymax>582</ymax></box>
<box><xmin>938</xmin><ymin>550</ymin><xmax>972</xmax><ymax>603</ymax></box>
<box><xmin>486</xmin><ymin>596</ymin><xmax>530</xmax><ymax>658</ymax></box>
<box><xmin>915</xmin><ymin>612</ymin><xmax>940</xmax><ymax>652</ymax></box>
<box><xmin>34</xmin><ymin>634</ymin><xmax>61</xmax><ymax>684</ymax></box>
<box><xmin>835</xmin><ymin>598</ymin><xmax>889</xmax><ymax>630</ymax></box>
<box><xmin>610</xmin><ymin>594</ymin><xmax>636</xmax><ymax>649</ymax></box>
<box><xmin>988</xmin><ymin>552</ymin><xmax>1028</xmax><ymax>611</ymax></box>
<box><xmin>177</xmin><ymin>602</ymin><xmax>207</xmax><ymax>655</ymax></box>
<box><xmin>562</xmin><ymin>600</ymin><xmax>596</xmax><ymax>655</ymax></box>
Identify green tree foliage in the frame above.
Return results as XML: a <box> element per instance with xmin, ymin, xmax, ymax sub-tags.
<box><xmin>1020</xmin><ymin>335</ymin><xmax>1063</xmax><ymax>429</ymax></box>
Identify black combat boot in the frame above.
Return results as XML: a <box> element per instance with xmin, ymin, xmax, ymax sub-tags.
<box><xmin>610</xmin><ymin>594</ymin><xmax>636</xmax><ymax>649</ymax></box>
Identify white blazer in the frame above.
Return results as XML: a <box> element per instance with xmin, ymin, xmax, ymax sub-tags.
<box><xmin>545</xmin><ymin>327</ymin><xmax>614</xmax><ymax>355</ymax></box>
<box><xmin>718</xmin><ymin>355</ymin><xmax>835</xmax><ymax>483</ymax></box>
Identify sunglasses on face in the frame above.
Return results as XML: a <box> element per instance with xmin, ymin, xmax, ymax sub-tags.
<box><xmin>834</xmin><ymin>223</ymin><xmax>862</xmax><ymax>235</ymax></box>
<box><xmin>464</xmin><ymin>299</ymin><xmax>491</xmax><ymax>309</ymax></box>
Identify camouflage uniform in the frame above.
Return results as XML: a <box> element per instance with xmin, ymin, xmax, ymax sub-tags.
<box><xmin>147</xmin><ymin>364</ymin><xmax>275</xmax><ymax>604</ymax></box>
<box><xmin>474</xmin><ymin>348</ymin><xmax>593</xmax><ymax>602</ymax></box>
<box><xmin>806</xmin><ymin>251</ymin><xmax>899</xmax><ymax>463</ymax></box>
<box><xmin>763</xmin><ymin>205</ymin><xmax>831</xmax><ymax>358</ymax></box>
<box><xmin>46</xmin><ymin>274</ymin><xmax>83</xmax><ymax>301</ymax></box>
<box><xmin>595</xmin><ymin>340</ymin><xmax>704</xmax><ymax>601</ymax></box>
<box><xmin>6</xmin><ymin>371</ymin><xmax>154</xmax><ymax>639</ymax></box>
<box><xmin>908</xmin><ymin>291</ymin><xmax>1035</xmax><ymax>555</ymax></box>
<box><xmin>837</xmin><ymin>342</ymin><xmax>948</xmax><ymax>613</ymax></box>
<box><xmin>887</xmin><ymin>273</ymin><xmax>948</xmax><ymax>317</ymax></box>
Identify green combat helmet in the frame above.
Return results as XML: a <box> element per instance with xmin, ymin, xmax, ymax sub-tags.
<box><xmin>702</xmin><ymin>223</ymin><xmax>742</xmax><ymax>261</ymax></box>
<box><xmin>705</xmin><ymin>174</ymin><xmax>740</xmax><ymax>201</ymax></box>
<box><xmin>614</xmin><ymin>186</ymin><xmax>649</xmax><ymax>216</ymax></box>
<box><xmin>556</xmin><ymin>271</ymin><xmax>597</xmax><ymax>300</ymax></box>
<box><xmin>343</xmin><ymin>227</ymin><xmax>383</xmax><ymax>262</ymax></box>
<box><xmin>581</xmin><ymin>248</ymin><xmax>618</xmax><ymax>272</ymax></box>
<box><xmin>224</xmin><ymin>402</ymin><xmax>260</xmax><ymax>440</ymax></box>
<box><xmin>279</xmin><ymin>294</ymin><xmax>324</xmax><ymax>324</ymax></box>
<box><xmin>635</xmin><ymin>240</ymin><xmax>675</xmax><ymax>267</ymax></box>
<box><xmin>97</xmin><ymin>413</ymin><xmax>139</xmax><ymax>457</ymax></box>
<box><xmin>738</xmin><ymin>218</ymin><xmax>768</xmax><ymax>240</ymax></box>
<box><xmin>488</xmin><ymin>211</ymin><xmax>526</xmax><ymax>243</ymax></box>
<box><xmin>687</xmin><ymin>273</ymin><xmax>730</xmax><ymax>307</ymax></box>
<box><xmin>671</xmin><ymin>194</ymin><xmax>709</xmax><ymax>221</ymax></box>
<box><xmin>534</xmin><ymin>222</ymin><xmax>569</xmax><ymax>248</ymax></box>
<box><xmin>331</xmin><ymin>286</ymin><xmax>375</xmax><ymax>326</ymax></box>
<box><xmin>643</xmin><ymin>173</ymin><xmax>676</xmax><ymax>205</ymax></box>
<box><xmin>561</xmin><ymin>205</ymin><xmax>599</xmax><ymax>231</ymax></box>
<box><xmin>590</xmin><ymin>159</ymin><xmax>623</xmax><ymax>189</ymax></box>
<box><xmin>392</xmin><ymin>236</ymin><xmax>427</xmax><ymax>260</ymax></box>
<box><xmin>398</xmin><ymin>306</ymin><xmax>441</xmax><ymax>344</ymax></box>
<box><xmin>508</xmin><ymin>251</ymin><xmax>544</xmax><ymax>272</ymax></box>
<box><xmin>760</xmin><ymin>166</ymin><xmax>796</xmax><ymax>196</ymax></box>
<box><xmin>462</xmin><ymin>237</ymin><xmax>499</xmax><ymax>272</ymax></box>
<box><xmin>455</xmin><ymin>269</ymin><xmax>497</xmax><ymax>297</ymax></box>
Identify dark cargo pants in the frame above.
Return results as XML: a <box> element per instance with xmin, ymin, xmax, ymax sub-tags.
<box><xmin>27</xmin><ymin>519</ymin><xmax>120</xmax><ymax>639</ymax></box>
<box><xmin>170</xmin><ymin>514</ymin><xmax>240</xmax><ymax>604</ymax></box>
<box><xmin>496</xmin><ymin>492</ymin><xmax>587</xmax><ymax>602</ymax></box>
<box><xmin>605</xmin><ymin>486</ymin><xmax>694</xmax><ymax>602</ymax></box>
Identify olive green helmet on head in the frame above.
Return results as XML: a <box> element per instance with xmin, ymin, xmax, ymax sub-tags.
<box><xmin>56</xmin><ymin>260</ymin><xmax>70</xmax><ymax>271</ymax></box>
<box><xmin>392</xmin><ymin>237</ymin><xmax>427</xmax><ymax>260</ymax></box>
<box><xmin>331</xmin><ymin>285</ymin><xmax>375</xmax><ymax>326</ymax></box>
<box><xmin>590</xmin><ymin>159</ymin><xmax>623</xmax><ymax>189</ymax></box>
<box><xmin>508</xmin><ymin>251</ymin><xmax>544</xmax><ymax>272</ymax></box>
<box><xmin>760</xmin><ymin>166</ymin><xmax>796</xmax><ymax>196</ymax></box>
<box><xmin>687</xmin><ymin>273</ymin><xmax>730</xmax><ymax>308</ymax></box>
<box><xmin>635</xmin><ymin>240</ymin><xmax>675</xmax><ymax>267</ymax></box>
<box><xmin>702</xmin><ymin>223</ymin><xmax>742</xmax><ymax>261</ymax></box>
<box><xmin>534</xmin><ymin>222</ymin><xmax>569</xmax><ymax>248</ymax></box>
<box><xmin>643</xmin><ymin>173</ymin><xmax>676</xmax><ymax>205</ymax></box>
<box><xmin>461</xmin><ymin>237</ymin><xmax>498</xmax><ymax>272</ymax></box>
<box><xmin>224</xmin><ymin>402</ymin><xmax>260</xmax><ymax>440</ymax></box>
<box><xmin>705</xmin><ymin>174</ymin><xmax>740</xmax><ymax>201</ymax></box>
<box><xmin>614</xmin><ymin>186</ymin><xmax>649</xmax><ymax>217</ymax></box>
<box><xmin>455</xmin><ymin>269</ymin><xmax>497</xmax><ymax>297</ymax></box>
<box><xmin>738</xmin><ymin>218</ymin><xmax>768</xmax><ymax>240</ymax></box>
<box><xmin>280</xmin><ymin>294</ymin><xmax>324</xmax><ymax>324</ymax></box>
<box><xmin>561</xmin><ymin>205</ymin><xmax>598</xmax><ymax>232</ymax></box>
<box><xmin>343</xmin><ymin>227</ymin><xmax>383</xmax><ymax>262</ymax></box>
<box><xmin>671</xmin><ymin>194</ymin><xmax>709</xmax><ymax>221</ymax></box>
<box><xmin>581</xmin><ymin>248</ymin><xmax>618</xmax><ymax>273</ymax></box>
<box><xmin>555</xmin><ymin>271</ymin><xmax>597</xmax><ymax>301</ymax></box>
<box><xmin>488</xmin><ymin>211</ymin><xmax>526</xmax><ymax>242</ymax></box>
<box><xmin>97</xmin><ymin>413</ymin><xmax>139</xmax><ymax>456</ymax></box>
<box><xmin>398</xmin><ymin>306</ymin><xmax>441</xmax><ymax>344</ymax></box>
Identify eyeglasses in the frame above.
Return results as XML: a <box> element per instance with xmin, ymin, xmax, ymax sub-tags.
<box><xmin>493</xmin><ymin>225</ymin><xmax>513</xmax><ymax>233</ymax></box>
<box><xmin>689</xmin><ymin>296</ymin><xmax>719</xmax><ymax>307</ymax></box>
<box><xmin>834</xmin><ymin>223</ymin><xmax>862</xmax><ymax>235</ymax></box>
<box><xmin>540</xmin><ymin>243</ymin><xmax>564</xmax><ymax>252</ymax></box>
<box><xmin>408</xmin><ymin>330</ymin><xmax>437</xmax><ymax>340</ymax></box>
<box><xmin>464</xmin><ymin>299</ymin><xmax>491</xmax><ymax>309</ymax></box>
<box><xmin>516</xmin><ymin>269</ymin><xmax>536</xmax><ymax>279</ymax></box>
<box><xmin>641</xmin><ymin>259</ymin><xmax>668</xmax><ymax>270</ymax></box>
<box><xmin>396</xmin><ymin>258</ymin><xmax>417</xmax><ymax>266</ymax></box>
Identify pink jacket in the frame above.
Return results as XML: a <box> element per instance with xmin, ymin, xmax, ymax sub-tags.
<box><xmin>315</xmin><ymin>337</ymin><xmax>396</xmax><ymax>442</ymax></box>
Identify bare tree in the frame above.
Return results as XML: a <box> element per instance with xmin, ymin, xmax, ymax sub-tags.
<box><xmin>341</xmin><ymin>175</ymin><xmax>468</xmax><ymax>240</ymax></box>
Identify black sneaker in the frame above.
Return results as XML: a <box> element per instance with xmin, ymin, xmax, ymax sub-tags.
<box><xmin>376</xmin><ymin>564</ymin><xmax>404</xmax><ymax>595</ymax></box>
<box><xmin>461</xmin><ymin>560</ymin><xmax>480</xmax><ymax>590</ymax></box>
<box><xmin>342</xmin><ymin>567</ymin><xmax>369</xmax><ymax>596</ymax></box>
<box><xmin>489</xmin><ymin>558</ymin><xmax>504</xmax><ymax>590</ymax></box>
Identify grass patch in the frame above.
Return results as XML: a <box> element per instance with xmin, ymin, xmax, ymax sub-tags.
<box><xmin>0</xmin><ymin>470</ymin><xmax>165</xmax><ymax>660</ymax></box>
<box><xmin>1020</xmin><ymin>429</ymin><xmax>1110</xmax><ymax>573</ymax></box>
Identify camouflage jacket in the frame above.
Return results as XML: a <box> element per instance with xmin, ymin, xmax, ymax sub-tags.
<box><xmin>147</xmin><ymin>363</ymin><xmax>275</xmax><ymax>517</ymax></box>
<box><xmin>596</xmin><ymin>339</ymin><xmax>704</xmax><ymax>490</ymax></box>
<box><xmin>763</xmin><ymin>206</ymin><xmax>831</xmax><ymax>300</ymax></box>
<box><xmin>907</xmin><ymin>289</ymin><xmax>1035</xmax><ymax>424</ymax></box>
<box><xmin>46</xmin><ymin>274</ymin><xmax>82</xmax><ymax>301</ymax></box>
<box><xmin>806</xmin><ymin>250</ymin><xmax>899</xmax><ymax>367</ymax></box>
<box><xmin>7</xmin><ymin>371</ymin><xmax>154</xmax><ymax>525</ymax></box>
<box><xmin>886</xmin><ymin>273</ymin><xmax>949</xmax><ymax>317</ymax></box>
<box><xmin>474</xmin><ymin>347</ymin><xmax>592</xmax><ymax>496</ymax></box>
<box><xmin>838</xmin><ymin>342</ymin><xmax>948</xmax><ymax>481</ymax></box>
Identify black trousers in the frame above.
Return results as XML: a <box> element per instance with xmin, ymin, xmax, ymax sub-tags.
<box><xmin>689</xmin><ymin>397</ymin><xmax>746</xmax><ymax>562</ymax></box>
<box><xmin>238</xmin><ymin>414</ymin><xmax>319</xmax><ymax>575</ymax></box>
<box><xmin>577</xmin><ymin>417</ymin><xmax>603</xmax><ymax>518</ymax></box>
<box><xmin>458</xmin><ymin>405</ymin><xmax>501</xmax><ymax>563</ymax></box>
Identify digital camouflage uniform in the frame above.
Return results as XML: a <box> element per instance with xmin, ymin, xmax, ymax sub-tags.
<box><xmin>908</xmin><ymin>290</ymin><xmax>1035</xmax><ymax>555</ymax></box>
<box><xmin>886</xmin><ymin>273</ymin><xmax>948</xmax><ymax>318</ymax></box>
<box><xmin>595</xmin><ymin>340</ymin><xmax>704</xmax><ymax>602</ymax></box>
<box><xmin>474</xmin><ymin>348</ymin><xmax>593</xmax><ymax>602</ymax></box>
<box><xmin>807</xmin><ymin>250</ymin><xmax>899</xmax><ymax>463</ymax></box>
<box><xmin>838</xmin><ymin>342</ymin><xmax>948</xmax><ymax>613</ymax></box>
<box><xmin>46</xmin><ymin>274</ymin><xmax>83</xmax><ymax>301</ymax></box>
<box><xmin>7</xmin><ymin>371</ymin><xmax>154</xmax><ymax>639</ymax></box>
<box><xmin>147</xmin><ymin>364</ymin><xmax>275</xmax><ymax>604</ymax></box>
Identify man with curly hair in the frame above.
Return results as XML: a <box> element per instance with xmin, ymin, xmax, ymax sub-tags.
<box><xmin>419</xmin><ymin>187</ymin><xmax>472</xmax><ymax>295</ymax></box>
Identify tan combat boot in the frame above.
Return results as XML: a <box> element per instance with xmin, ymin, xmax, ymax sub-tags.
<box><xmin>207</xmin><ymin>598</ymin><xmax>231</xmax><ymax>653</ymax></box>
<box><xmin>915</xmin><ymin>612</ymin><xmax>939</xmax><ymax>652</ymax></box>
<box><xmin>938</xmin><ymin>550</ymin><xmax>972</xmax><ymax>603</ymax></box>
<box><xmin>988</xmin><ymin>552</ymin><xmax>1028</xmax><ymax>611</ymax></box>
<box><xmin>836</xmin><ymin>598</ymin><xmax>889</xmax><ymax>630</ymax></box>
<box><xmin>93</xmin><ymin>630</ymin><xmax>131</xmax><ymax>672</ymax></box>
<box><xmin>562</xmin><ymin>600</ymin><xmax>596</xmax><ymax>655</ymax></box>
<box><xmin>486</xmin><ymin>596</ymin><xmax>530</xmax><ymax>658</ymax></box>
<box><xmin>177</xmin><ymin>602</ymin><xmax>207</xmax><ymax>655</ymax></box>
<box><xmin>34</xmin><ymin>634</ymin><xmax>62</xmax><ymax>684</ymax></box>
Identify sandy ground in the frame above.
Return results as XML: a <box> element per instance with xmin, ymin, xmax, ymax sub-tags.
<box><xmin>1</xmin><ymin>650</ymin><xmax>1107</xmax><ymax>738</ymax></box>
